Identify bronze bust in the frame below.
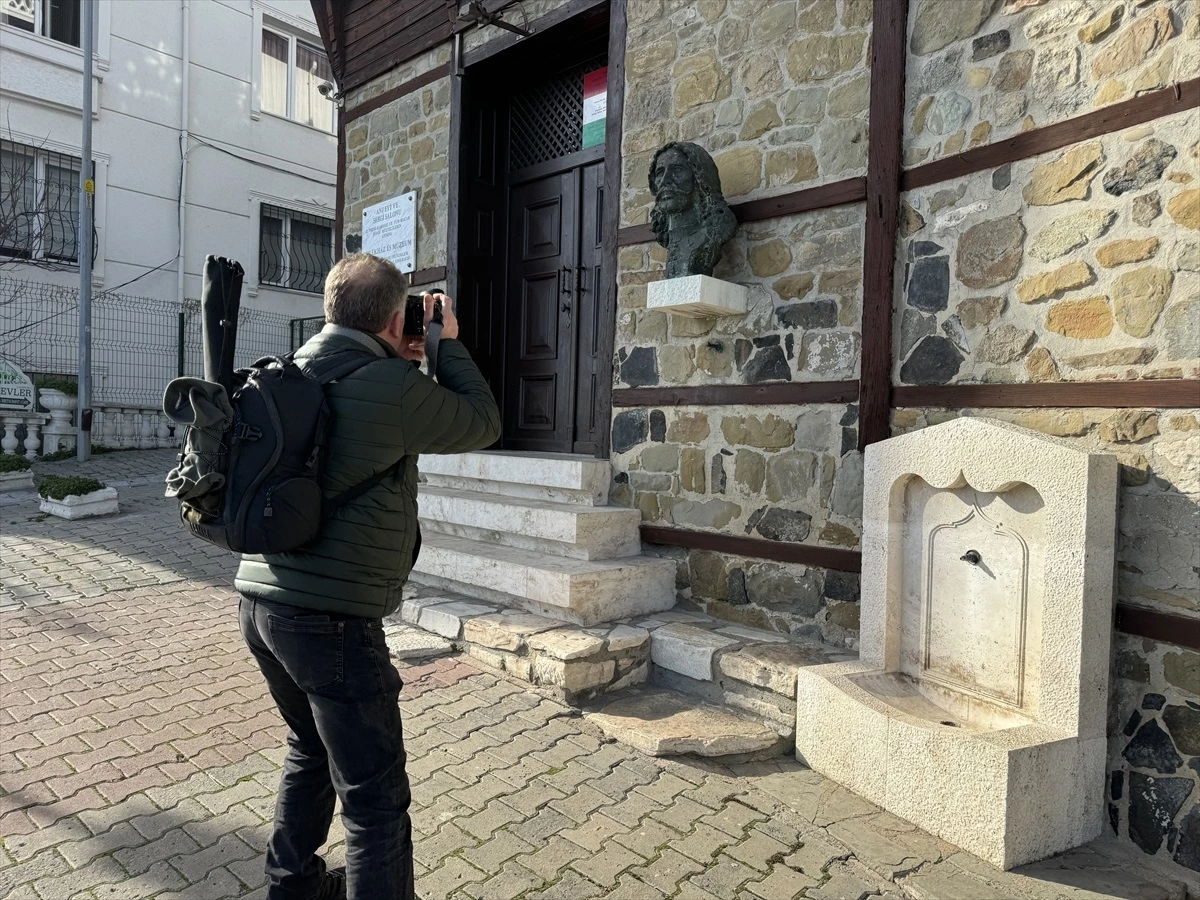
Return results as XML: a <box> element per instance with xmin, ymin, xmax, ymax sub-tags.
<box><xmin>648</xmin><ymin>142</ymin><xmax>737</xmax><ymax>279</ymax></box>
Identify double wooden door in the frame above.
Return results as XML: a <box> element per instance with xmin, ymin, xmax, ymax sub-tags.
<box><xmin>503</xmin><ymin>161</ymin><xmax>604</xmax><ymax>454</ymax></box>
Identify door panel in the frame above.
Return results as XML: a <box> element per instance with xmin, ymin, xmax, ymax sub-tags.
<box><xmin>503</xmin><ymin>172</ymin><xmax>578</xmax><ymax>452</ymax></box>
<box><xmin>573</xmin><ymin>161</ymin><xmax>605</xmax><ymax>455</ymax></box>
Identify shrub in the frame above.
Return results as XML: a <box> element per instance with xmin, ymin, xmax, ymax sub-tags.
<box><xmin>38</xmin><ymin>475</ymin><xmax>106</xmax><ymax>500</ymax></box>
<box><xmin>33</xmin><ymin>376</ymin><xmax>78</xmax><ymax>396</ymax></box>
<box><xmin>39</xmin><ymin>445</ymin><xmax>119</xmax><ymax>462</ymax></box>
<box><xmin>0</xmin><ymin>454</ymin><xmax>32</xmax><ymax>473</ymax></box>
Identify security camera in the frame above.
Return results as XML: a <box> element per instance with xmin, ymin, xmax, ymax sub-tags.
<box><xmin>317</xmin><ymin>81</ymin><xmax>337</xmax><ymax>99</ymax></box>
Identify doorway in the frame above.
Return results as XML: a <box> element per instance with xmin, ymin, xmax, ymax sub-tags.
<box><xmin>451</xmin><ymin>6</ymin><xmax>612</xmax><ymax>457</ymax></box>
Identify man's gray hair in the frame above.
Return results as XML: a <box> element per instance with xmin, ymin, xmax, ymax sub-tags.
<box><xmin>323</xmin><ymin>253</ymin><xmax>409</xmax><ymax>333</ymax></box>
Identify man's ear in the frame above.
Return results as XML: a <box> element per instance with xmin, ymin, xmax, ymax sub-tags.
<box><xmin>384</xmin><ymin>308</ymin><xmax>404</xmax><ymax>340</ymax></box>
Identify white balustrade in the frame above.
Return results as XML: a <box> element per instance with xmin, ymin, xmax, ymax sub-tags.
<box><xmin>1</xmin><ymin>418</ymin><xmax>19</xmax><ymax>455</ymax></box>
<box><xmin>22</xmin><ymin>415</ymin><xmax>47</xmax><ymax>460</ymax></box>
<box><xmin>120</xmin><ymin>409</ymin><xmax>138</xmax><ymax>449</ymax></box>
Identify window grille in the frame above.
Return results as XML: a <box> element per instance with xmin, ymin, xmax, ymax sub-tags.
<box><xmin>0</xmin><ymin>142</ymin><xmax>83</xmax><ymax>265</ymax></box>
<box><xmin>509</xmin><ymin>54</ymin><xmax>607</xmax><ymax>171</ymax></box>
<box><xmin>260</xmin><ymin>204</ymin><xmax>334</xmax><ymax>294</ymax></box>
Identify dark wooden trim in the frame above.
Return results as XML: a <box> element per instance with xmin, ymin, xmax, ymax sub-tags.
<box><xmin>893</xmin><ymin>380</ymin><xmax>1200</xmax><ymax>410</ymax></box>
<box><xmin>1115</xmin><ymin>604</ymin><xmax>1200</xmax><ymax>651</ymax></box>
<box><xmin>613</xmin><ymin>381</ymin><xmax>859</xmax><ymax>408</ymax></box>
<box><xmin>508</xmin><ymin>144</ymin><xmax>607</xmax><ymax>187</ymax></box>
<box><xmin>615</xmin><ymin>176</ymin><xmax>866</xmax><ymax>246</ymax></box>
<box><xmin>409</xmin><ymin>265</ymin><xmax>447</xmax><ymax>287</ymax></box>
<box><xmin>596</xmin><ymin>0</ymin><xmax>626</xmax><ymax>459</ymax></box>
<box><xmin>461</xmin><ymin>0</ymin><xmax>607</xmax><ymax>68</ymax></box>
<box><xmin>858</xmin><ymin>0</ymin><xmax>908</xmax><ymax>452</ymax></box>
<box><xmin>451</xmin><ymin>0</ymin><xmax>517</xmax><ymax>34</ymax></box>
<box><xmin>445</xmin><ymin>36</ymin><xmax>464</xmax><ymax>306</ymax></box>
<box><xmin>331</xmin><ymin>0</ymin><xmax>348</xmax><ymax>83</ymax></box>
<box><xmin>902</xmin><ymin>78</ymin><xmax>1200</xmax><ymax>192</ymax></box>
<box><xmin>344</xmin><ymin>63</ymin><xmax>451</xmax><ymax>124</ymax></box>
<box><xmin>335</xmin><ymin>111</ymin><xmax>345</xmax><ymax>260</ymax></box>
<box><xmin>641</xmin><ymin>526</ymin><xmax>863</xmax><ymax>573</ymax></box>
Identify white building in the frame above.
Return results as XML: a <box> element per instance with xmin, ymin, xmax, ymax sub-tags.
<box><xmin>0</xmin><ymin>0</ymin><xmax>337</xmax><ymax>320</ymax></box>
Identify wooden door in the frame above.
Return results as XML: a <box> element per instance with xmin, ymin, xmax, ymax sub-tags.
<box><xmin>503</xmin><ymin>171</ymin><xmax>579</xmax><ymax>452</ymax></box>
<box><xmin>572</xmin><ymin>161</ymin><xmax>605</xmax><ymax>455</ymax></box>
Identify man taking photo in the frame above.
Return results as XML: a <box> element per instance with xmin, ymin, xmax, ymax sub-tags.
<box><xmin>235</xmin><ymin>252</ymin><xmax>500</xmax><ymax>899</ymax></box>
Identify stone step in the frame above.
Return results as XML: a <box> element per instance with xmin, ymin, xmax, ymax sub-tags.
<box><xmin>587</xmin><ymin>689</ymin><xmax>790</xmax><ymax>758</ymax></box>
<box><xmin>419</xmin><ymin>451</ymin><xmax>612</xmax><ymax>506</ymax></box>
<box><xmin>410</xmin><ymin>531</ymin><xmax>676</xmax><ymax>626</ymax></box>
<box><xmin>418</xmin><ymin>485</ymin><xmax>642</xmax><ymax>560</ymax></box>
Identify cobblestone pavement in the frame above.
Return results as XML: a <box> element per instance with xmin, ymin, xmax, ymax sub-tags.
<box><xmin>1</xmin><ymin>451</ymin><xmax>1196</xmax><ymax>900</ymax></box>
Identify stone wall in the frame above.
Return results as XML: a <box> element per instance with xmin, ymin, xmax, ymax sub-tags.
<box><xmin>895</xmin><ymin>109</ymin><xmax>1199</xmax><ymax>387</ymax></box>
<box><xmin>343</xmin><ymin>46</ymin><xmax>453</xmax><ymax>270</ymax></box>
<box><xmin>904</xmin><ymin>0</ymin><xmax>1199</xmax><ymax>168</ymax></box>
<box><xmin>610</xmin><ymin>0</ymin><xmax>877</xmax><ymax>642</ymax></box>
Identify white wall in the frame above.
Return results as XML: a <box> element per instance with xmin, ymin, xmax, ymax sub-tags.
<box><xmin>0</xmin><ymin>0</ymin><xmax>336</xmax><ymax>318</ymax></box>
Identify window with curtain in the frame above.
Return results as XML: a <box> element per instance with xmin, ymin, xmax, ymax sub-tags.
<box><xmin>0</xmin><ymin>142</ymin><xmax>81</xmax><ymax>263</ymax></box>
<box><xmin>260</xmin><ymin>27</ymin><xmax>335</xmax><ymax>134</ymax></box>
<box><xmin>0</xmin><ymin>0</ymin><xmax>81</xmax><ymax>46</ymax></box>
<box><xmin>261</xmin><ymin>29</ymin><xmax>289</xmax><ymax>118</ymax></box>
<box><xmin>260</xmin><ymin>205</ymin><xmax>332</xmax><ymax>293</ymax></box>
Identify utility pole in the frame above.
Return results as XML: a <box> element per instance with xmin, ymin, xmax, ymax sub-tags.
<box><xmin>76</xmin><ymin>0</ymin><xmax>95</xmax><ymax>461</ymax></box>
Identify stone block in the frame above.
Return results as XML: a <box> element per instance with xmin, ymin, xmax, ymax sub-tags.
<box><xmin>589</xmin><ymin>690</ymin><xmax>786</xmax><ymax>757</ymax></box>
<box><xmin>719</xmin><ymin>641</ymin><xmax>846</xmax><ymax>698</ymax></box>
<box><xmin>526</xmin><ymin>629</ymin><xmax>606</xmax><ymax>661</ymax></box>
<box><xmin>530</xmin><ymin>657</ymin><xmax>615</xmax><ymax>692</ymax></box>
<box><xmin>647</xmin><ymin>276</ymin><xmax>748</xmax><ymax>318</ymax></box>
<box><xmin>383</xmin><ymin>625</ymin><xmax>454</xmax><ymax>661</ymax></box>
<box><xmin>418</xmin><ymin>601</ymin><xmax>495</xmax><ymax>639</ymax></box>
<box><xmin>606</xmin><ymin>625</ymin><xmax>652</xmax><ymax>653</ymax></box>
<box><xmin>650</xmin><ymin>624</ymin><xmax>739</xmax><ymax>682</ymax></box>
<box><xmin>461</xmin><ymin>612</ymin><xmax>559</xmax><ymax>652</ymax></box>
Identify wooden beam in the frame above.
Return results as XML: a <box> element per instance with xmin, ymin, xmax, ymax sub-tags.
<box><xmin>460</xmin><ymin>0</ymin><xmax>607</xmax><ymax>68</ymax></box>
<box><xmin>597</xmin><ymin>0</ymin><xmax>628</xmax><ymax>458</ymax></box>
<box><xmin>892</xmin><ymin>380</ymin><xmax>1200</xmax><ymax>410</ymax></box>
<box><xmin>641</xmin><ymin>526</ymin><xmax>863</xmax><ymax>573</ymax></box>
<box><xmin>344</xmin><ymin>64</ymin><xmax>450</xmax><ymax>124</ymax></box>
<box><xmin>615</xmin><ymin>176</ymin><xmax>866</xmax><ymax>247</ymax></box>
<box><xmin>858</xmin><ymin>0</ymin><xmax>908</xmax><ymax>451</ymax></box>
<box><xmin>1115</xmin><ymin>605</ymin><xmax>1200</xmax><ymax>652</ymax></box>
<box><xmin>903</xmin><ymin>78</ymin><xmax>1200</xmax><ymax>192</ymax></box>
<box><xmin>613</xmin><ymin>381</ymin><xmax>859</xmax><ymax>408</ymax></box>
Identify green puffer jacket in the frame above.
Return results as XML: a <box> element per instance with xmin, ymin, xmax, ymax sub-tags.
<box><xmin>234</xmin><ymin>326</ymin><xmax>500</xmax><ymax>618</ymax></box>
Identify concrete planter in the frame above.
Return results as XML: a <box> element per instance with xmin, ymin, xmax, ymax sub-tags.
<box><xmin>0</xmin><ymin>470</ymin><xmax>34</xmax><ymax>491</ymax></box>
<box><xmin>39</xmin><ymin>486</ymin><xmax>119</xmax><ymax>520</ymax></box>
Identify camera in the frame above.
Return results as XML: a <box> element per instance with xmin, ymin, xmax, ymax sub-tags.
<box><xmin>317</xmin><ymin>81</ymin><xmax>337</xmax><ymax>98</ymax></box>
<box><xmin>403</xmin><ymin>292</ymin><xmax>445</xmax><ymax>337</ymax></box>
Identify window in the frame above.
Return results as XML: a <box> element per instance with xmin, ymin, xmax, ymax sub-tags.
<box><xmin>0</xmin><ymin>142</ymin><xmax>81</xmax><ymax>263</ymax></box>
<box><xmin>260</xmin><ymin>205</ymin><xmax>333</xmax><ymax>294</ymax></box>
<box><xmin>260</xmin><ymin>27</ymin><xmax>335</xmax><ymax>133</ymax></box>
<box><xmin>1</xmin><ymin>0</ymin><xmax>81</xmax><ymax>46</ymax></box>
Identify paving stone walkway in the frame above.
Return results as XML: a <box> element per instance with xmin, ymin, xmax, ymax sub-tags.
<box><xmin>1</xmin><ymin>450</ymin><xmax>1196</xmax><ymax>899</ymax></box>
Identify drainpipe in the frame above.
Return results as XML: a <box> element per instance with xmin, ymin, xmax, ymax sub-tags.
<box><xmin>177</xmin><ymin>0</ymin><xmax>190</xmax><ymax>318</ymax></box>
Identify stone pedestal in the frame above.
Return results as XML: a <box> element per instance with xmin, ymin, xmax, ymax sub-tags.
<box><xmin>646</xmin><ymin>274</ymin><xmax>748</xmax><ymax>318</ymax></box>
<box><xmin>795</xmin><ymin>418</ymin><xmax>1118</xmax><ymax>870</ymax></box>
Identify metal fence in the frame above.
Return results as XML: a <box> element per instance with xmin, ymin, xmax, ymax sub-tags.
<box><xmin>0</xmin><ymin>274</ymin><xmax>304</xmax><ymax>407</ymax></box>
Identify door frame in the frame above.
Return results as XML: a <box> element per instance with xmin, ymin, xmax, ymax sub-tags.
<box><xmin>446</xmin><ymin>0</ymin><xmax>625</xmax><ymax>459</ymax></box>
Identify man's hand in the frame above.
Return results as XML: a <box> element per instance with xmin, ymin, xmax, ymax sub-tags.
<box><xmin>424</xmin><ymin>292</ymin><xmax>459</xmax><ymax>340</ymax></box>
<box><xmin>398</xmin><ymin>336</ymin><xmax>425</xmax><ymax>361</ymax></box>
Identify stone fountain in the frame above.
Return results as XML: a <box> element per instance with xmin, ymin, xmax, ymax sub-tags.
<box><xmin>795</xmin><ymin>417</ymin><xmax>1118</xmax><ymax>869</ymax></box>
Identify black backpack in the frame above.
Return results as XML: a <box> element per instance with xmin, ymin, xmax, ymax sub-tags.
<box><xmin>165</xmin><ymin>351</ymin><xmax>398</xmax><ymax>555</ymax></box>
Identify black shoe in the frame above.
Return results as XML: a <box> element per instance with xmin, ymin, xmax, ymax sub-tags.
<box><xmin>317</xmin><ymin>866</ymin><xmax>346</xmax><ymax>900</ymax></box>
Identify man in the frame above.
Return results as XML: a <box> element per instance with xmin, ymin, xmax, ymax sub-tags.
<box><xmin>235</xmin><ymin>253</ymin><xmax>500</xmax><ymax>899</ymax></box>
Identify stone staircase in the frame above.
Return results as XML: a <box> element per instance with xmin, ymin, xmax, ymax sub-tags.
<box><xmin>405</xmin><ymin>451</ymin><xmax>854</xmax><ymax>760</ymax></box>
<box><xmin>412</xmin><ymin>451</ymin><xmax>676</xmax><ymax>625</ymax></box>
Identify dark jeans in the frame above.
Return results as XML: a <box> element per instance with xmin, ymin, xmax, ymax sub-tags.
<box><xmin>239</xmin><ymin>596</ymin><xmax>415</xmax><ymax>900</ymax></box>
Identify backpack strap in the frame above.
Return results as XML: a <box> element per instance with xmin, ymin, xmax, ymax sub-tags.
<box><xmin>324</xmin><ymin>458</ymin><xmax>404</xmax><ymax>517</ymax></box>
<box><xmin>307</xmin><ymin>349</ymin><xmax>403</xmax><ymax>517</ymax></box>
